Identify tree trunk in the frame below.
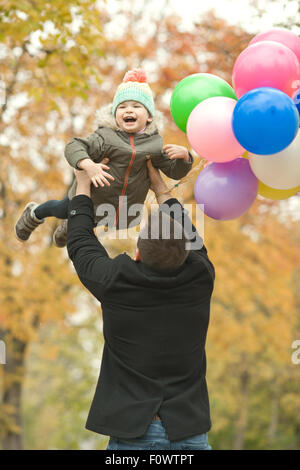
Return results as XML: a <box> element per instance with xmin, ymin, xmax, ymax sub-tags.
<box><xmin>267</xmin><ymin>383</ymin><xmax>279</xmax><ymax>448</ymax></box>
<box><xmin>233</xmin><ymin>370</ymin><xmax>250</xmax><ymax>450</ymax></box>
<box><xmin>1</xmin><ymin>336</ymin><xmax>27</xmax><ymax>450</ymax></box>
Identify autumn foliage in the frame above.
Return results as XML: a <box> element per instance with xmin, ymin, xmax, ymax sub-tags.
<box><xmin>0</xmin><ymin>0</ymin><xmax>299</xmax><ymax>450</ymax></box>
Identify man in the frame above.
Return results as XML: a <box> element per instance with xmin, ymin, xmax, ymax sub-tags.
<box><xmin>67</xmin><ymin>159</ymin><xmax>215</xmax><ymax>451</ymax></box>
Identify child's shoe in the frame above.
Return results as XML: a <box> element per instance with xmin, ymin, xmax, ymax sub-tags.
<box><xmin>14</xmin><ymin>202</ymin><xmax>44</xmax><ymax>242</ymax></box>
<box><xmin>53</xmin><ymin>219</ymin><xmax>68</xmax><ymax>248</ymax></box>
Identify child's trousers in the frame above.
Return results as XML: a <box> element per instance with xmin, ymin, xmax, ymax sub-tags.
<box><xmin>34</xmin><ymin>196</ymin><xmax>69</xmax><ymax>220</ymax></box>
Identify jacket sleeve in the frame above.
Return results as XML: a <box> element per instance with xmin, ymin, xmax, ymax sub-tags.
<box><xmin>66</xmin><ymin>194</ymin><xmax>118</xmax><ymax>300</ymax></box>
<box><xmin>160</xmin><ymin>197</ymin><xmax>215</xmax><ymax>280</ymax></box>
<box><xmin>64</xmin><ymin>131</ymin><xmax>105</xmax><ymax>169</ymax></box>
<box><xmin>151</xmin><ymin>151</ymin><xmax>193</xmax><ymax>180</ymax></box>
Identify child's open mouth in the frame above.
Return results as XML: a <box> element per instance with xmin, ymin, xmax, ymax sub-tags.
<box><xmin>124</xmin><ymin>117</ymin><xmax>137</xmax><ymax>123</ymax></box>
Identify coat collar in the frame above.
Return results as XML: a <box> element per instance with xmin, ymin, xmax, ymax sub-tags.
<box><xmin>135</xmin><ymin>259</ymin><xmax>187</xmax><ymax>278</ymax></box>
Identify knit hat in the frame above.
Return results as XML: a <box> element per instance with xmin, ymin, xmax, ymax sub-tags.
<box><xmin>112</xmin><ymin>69</ymin><xmax>155</xmax><ymax>117</ymax></box>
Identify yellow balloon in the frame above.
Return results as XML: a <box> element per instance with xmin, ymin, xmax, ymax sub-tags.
<box><xmin>258</xmin><ymin>181</ymin><xmax>300</xmax><ymax>200</ymax></box>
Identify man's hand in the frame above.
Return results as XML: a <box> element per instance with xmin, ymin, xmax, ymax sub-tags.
<box><xmin>77</xmin><ymin>157</ymin><xmax>114</xmax><ymax>187</ymax></box>
<box><xmin>74</xmin><ymin>168</ymin><xmax>92</xmax><ymax>197</ymax></box>
<box><xmin>163</xmin><ymin>144</ymin><xmax>190</xmax><ymax>162</ymax></box>
<box><xmin>146</xmin><ymin>159</ymin><xmax>172</xmax><ymax>205</ymax></box>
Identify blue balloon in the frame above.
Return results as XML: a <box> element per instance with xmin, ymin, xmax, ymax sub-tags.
<box><xmin>292</xmin><ymin>87</ymin><xmax>300</xmax><ymax>124</ymax></box>
<box><xmin>232</xmin><ymin>87</ymin><xmax>299</xmax><ymax>155</ymax></box>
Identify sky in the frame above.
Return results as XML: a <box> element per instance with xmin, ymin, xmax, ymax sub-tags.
<box><xmin>168</xmin><ymin>0</ymin><xmax>300</xmax><ymax>33</ymax></box>
<box><xmin>102</xmin><ymin>0</ymin><xmax>300</xmax><ymax>35</ymax></box>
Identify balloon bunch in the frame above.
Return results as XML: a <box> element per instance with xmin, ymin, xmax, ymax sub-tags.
<box><xmin>170</xmin><ymin>28</ymin><xmax>300</xmax><ymax>220</ymax></box>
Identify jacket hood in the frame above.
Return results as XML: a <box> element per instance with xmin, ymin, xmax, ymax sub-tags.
<box><xmin>95</xmin><ymin>103</ymin><xmax>165</xmax><ymax>135</ymax></box>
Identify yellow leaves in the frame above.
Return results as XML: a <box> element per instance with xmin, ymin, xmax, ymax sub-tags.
<box><xmin>0</xmin><ymin>403</ymin><xmax>22</xmax><ymax>437</ymax></box>
<box><xmin>39</xmin><ymin>344</ymin><xmax>59</xmax><ymax>361</ymax></box>
<box><xmin>1</xmin><ymin>0</ymin><xmax>105</xmax><ymax>113</ymax></box>
<box><xmin>281</xmin><ymin>392</ymin><xmax>300</xmax><ymax>415</ymax></box>
<box><xmin>28</xmin><ymin>86</ymin><xmax>44</xmax><ymax>102</ymax></box>
<box><xmin>200</xmin><ymin>186</ymin><xmax>300</xmax><ymax>381</ymax></box>
<box><xmin>0</xmin><ymin>235</ymin><xmax>78</xmax><ymax>340</ymax></box>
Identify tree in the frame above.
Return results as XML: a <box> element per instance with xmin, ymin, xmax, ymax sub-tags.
<box><xmin>23</xmin><ymin>300</ymin><xmax>106</xmax><ymax>450</ymax></box>
<box><xmin>1</xmin><ymin>0</ymin><xmax>299</xmax><ymax>450</ymax></box>
<box><xmin>0</xmin><ymin>0</ymin><xmax>104</xmax><ymax>449</ymax></box>
<box><xmin>203</xmin><ymin>209</ymin><xmax>300</xmax><ymax>449</ymax></box>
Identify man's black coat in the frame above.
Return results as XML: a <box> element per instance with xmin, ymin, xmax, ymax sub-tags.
<box><xmin>67</xmin><ymin>195</ymin><xmax>215</xmax><ymax>441</ymax></box>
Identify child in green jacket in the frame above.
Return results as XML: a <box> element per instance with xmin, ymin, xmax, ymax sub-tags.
<box><xmin>15</xmin><ymin>69</ymin><xmax>193</xmax><ymax>247</ymax></box>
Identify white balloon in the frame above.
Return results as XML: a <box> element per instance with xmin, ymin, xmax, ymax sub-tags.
<box><xmin>249</xmin><ymin>130</ymin><xmax>300</xmax><ymax>189</ymax></box>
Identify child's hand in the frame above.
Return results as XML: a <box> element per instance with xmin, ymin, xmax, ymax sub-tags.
<box><xmin>163</xmin><ymin>144</ymin><xmax>190</xmax><ymax>162</ymax></box>
<box><xmin>83</xmin><ymin>158</ymin><xmax>115</xmax><ymax>188</ymax></box>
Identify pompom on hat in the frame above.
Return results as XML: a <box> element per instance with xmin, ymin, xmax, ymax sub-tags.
<box><xmin>112</xmin><ymin>68</ymin><xmax>155</xmax><ymax>117</ymax></box>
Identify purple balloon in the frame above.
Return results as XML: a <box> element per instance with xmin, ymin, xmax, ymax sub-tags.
<box><xmin>194</xmin><ymin>158</ymin><xmax>258</xmax><ymax>220</ymax></box>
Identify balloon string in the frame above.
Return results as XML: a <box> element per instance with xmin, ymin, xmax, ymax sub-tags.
<box><xmin>147</xmin><ymin>158</ymin><xmax>206</xmax><ymax>205</ymax></box>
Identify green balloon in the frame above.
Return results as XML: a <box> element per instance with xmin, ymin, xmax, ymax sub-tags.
<box><xmin>170</xmin><ymin>73</ymin><xmax>237</xmax><ymax>133</ymax></box>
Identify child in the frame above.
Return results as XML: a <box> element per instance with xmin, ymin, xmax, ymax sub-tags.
<box><xmin>15</xmin><ymin>69</ymin><xmax>193</xmax><ymax>247</ymax></box>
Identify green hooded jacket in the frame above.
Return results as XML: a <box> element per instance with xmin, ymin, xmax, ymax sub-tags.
<box><xmin>65</xmin><ymin>104</ymin><xmax>193</xmax><ymax>229</ymax></box>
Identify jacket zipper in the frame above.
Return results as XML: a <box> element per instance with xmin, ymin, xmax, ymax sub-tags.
<box><xmin>114</xmin><ymin>134</ymin><xmax>137</xmax><ymax>227</ymax></box>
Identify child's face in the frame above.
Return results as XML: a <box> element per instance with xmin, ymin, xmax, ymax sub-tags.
<box><xmin>116</xmin><ymin>101</ymin><xmax>152</xmax><ymax>133</ymax></box>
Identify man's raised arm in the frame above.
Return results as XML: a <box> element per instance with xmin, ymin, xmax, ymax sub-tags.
<box><xmin>66</xmin><ymin>168</ymin><xmax>116</xmax><ymax>301</ymax></box>
<box><xmin>146</xmin><ymin>159</ymin><xmax>204</xmax><ymax>253</ymax></box>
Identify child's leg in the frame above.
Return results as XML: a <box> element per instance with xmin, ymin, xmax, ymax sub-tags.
<box><xmin>15</xmin><ymin>197</ymin><xmax>69</xmax><ymax>243</ymax></box>
<box><xmin>15</xmin><ymin>201</ymin><xmax>45</xmax><ymax>242</ymax></box>
<box><xmin>34</xmin><ymin>196</ymin><xmax>69</xmax><ymax>220</ymax></box>
<box><xmin>36</xmin><ymin>197</ymin><xmax>70</xmax><ymax>248</ymax></box>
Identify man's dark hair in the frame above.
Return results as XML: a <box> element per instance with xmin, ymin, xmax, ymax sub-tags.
<box><xmin>137</xmin><ymin>210</ymin><xmax>189</xmax><ymax>272</ymax></box>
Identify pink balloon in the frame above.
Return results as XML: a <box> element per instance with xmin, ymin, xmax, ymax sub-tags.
<box><xmin>186</xmin><ymin>96</ymin><xmax>245</xmax><ymax>162</ymax></box>
<box><xmin>250</xmin><ymin>28</ymin><xmax>300</xmax><ymax>63</ymax></box>
<box><xmin>232</xmin><ymin>40</ymin><xmax>300</xmax><ymax>99</ymax></box>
